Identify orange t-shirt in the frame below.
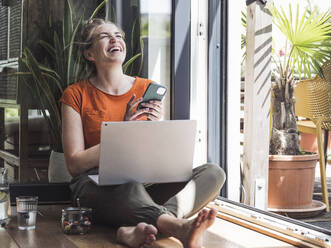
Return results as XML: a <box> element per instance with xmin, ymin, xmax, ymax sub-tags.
<box><xmin>59</xmin><ymin>77</ymin><xmax>151</xmax><ymax>149</ymax></box>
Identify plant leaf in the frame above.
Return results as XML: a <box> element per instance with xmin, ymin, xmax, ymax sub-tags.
<box><xmin>90</xmin><ymin>0</ymin><xmax>108</xmax><ymax>19</ymax></box>
<box><xmin>123</xmin><ymin>53</ymin><xmax>141</xmax><ymax>73</ymax></box>
<box><xmin>269</xmin><ymin>3</ymin><xmax>331</xmax><ymax>79</ymax></box>
<box><xmin>63</xmin><ymin>0</ymin><xmax>73</xmax><ymax>47</ymax></box>
<box><xmin>66</xmin><ymin>16</ymin><xmax>83</xmax><ymax>87</ymax></box>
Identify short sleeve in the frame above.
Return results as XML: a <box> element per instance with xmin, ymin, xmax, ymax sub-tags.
<box><xmin>59</xmin><ymin>84</ymin><xmax>82</xmax><ymax>115</ymax></box>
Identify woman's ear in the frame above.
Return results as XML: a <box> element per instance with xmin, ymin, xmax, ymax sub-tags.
<box><xmin>84</xmin><ymin>49</ymin><xmax>95</xmax><ymax>62</ymax></box>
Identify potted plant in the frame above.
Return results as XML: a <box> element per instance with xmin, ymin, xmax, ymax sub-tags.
<box><xmin>267</xmin><ymin>3</ymin><xmax>331</xmax><ymax>212</ymax></box>
<box><xmin>17</xmin><ymin>0</ymin><xmax>143</xmax><ymax>182</ymax></box>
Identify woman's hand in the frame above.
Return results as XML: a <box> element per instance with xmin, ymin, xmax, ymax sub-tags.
<box><xmin>124</xmin><ymin>95</ymin><xmax>163</xmax><ymax>121</ymax></box>
<box><xmin>139</xmin><ymin>100</ymin><xmax>163</xmax><ymax>120</ymax></box>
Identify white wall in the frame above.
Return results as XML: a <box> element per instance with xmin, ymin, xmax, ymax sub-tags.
<box><xmin>190</xmin><ymin>0</ymin><xmax>208</xmax><ymax>168</ymax></box>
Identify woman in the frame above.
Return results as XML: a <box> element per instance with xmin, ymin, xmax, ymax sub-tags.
<box><xmin>60</xmin><ymin>18</ymin><xmax>226</xmax><ymax>248</ymax></box>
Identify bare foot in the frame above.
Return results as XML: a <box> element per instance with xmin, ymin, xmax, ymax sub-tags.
<box><xmin>180</xmin><ymin>208</ymin><xmax>217</xmax><ymax>248</ymax></box>
<box><xmin>116</xmin><ymin>222</ymin><xmax>158</xmax><ymax>248</ymax></box>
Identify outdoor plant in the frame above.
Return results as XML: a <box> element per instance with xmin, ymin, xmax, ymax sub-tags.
<box><xmin>268</xmin><ymin>3</ymin><xmax>331</xmax><ymax>155</ymax></box>
<box><xmin>17</xmin><ymin>0</ymin><xmax>142</xmax><ymax>153</ymax></box>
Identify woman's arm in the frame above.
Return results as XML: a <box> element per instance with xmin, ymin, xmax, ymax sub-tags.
<box><xmin>61</xmin><ymin>103</ymin><xmax>100</xmax><ymax>177</ymax></box>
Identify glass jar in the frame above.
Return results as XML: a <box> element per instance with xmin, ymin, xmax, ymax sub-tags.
<box><xmin>0</xmin><ymin>168</ymin><xmax>11</xmax><ymax>228</ymax></box>
<box><xmin>61</xmin><ymin>207</ymin><xmax>92</xmax><ymax>234</ymax></box>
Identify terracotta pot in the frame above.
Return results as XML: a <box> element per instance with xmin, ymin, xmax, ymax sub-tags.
<box><xmin>300</xmin><ymin>132</ymin><xmax>331</xmax><ymax>154</ymax></box>
<box><xmin>268</xmin><ymin>154</ymin><xmax>319</xmax><ymax>209</ymax></box>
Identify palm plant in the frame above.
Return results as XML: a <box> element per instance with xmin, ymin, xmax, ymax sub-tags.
<box><xmin>17</xmin><ymin>0</ymin><xmax>142</xmax><ymax>152</ymax></box>
<box><xmin>268</xmin><ymin>3</ymin><xmax>331</xmax><ymax>155</ymax></box>
<box><xmin>17</xmin><ymin>0</ymin><xmax>105</xmax><ymax>152</ymax></box>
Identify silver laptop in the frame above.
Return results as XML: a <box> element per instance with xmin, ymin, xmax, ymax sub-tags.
<box><xmin>88</xmin><ymin>120</ymin><xmax>197</xmax><ymax>185</ymax></box>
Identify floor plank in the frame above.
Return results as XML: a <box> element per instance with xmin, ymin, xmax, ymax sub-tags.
<box><xmin>0</xmin><ymin>228</ymin><xmax>19</xmax><ymax>248</ymax></box>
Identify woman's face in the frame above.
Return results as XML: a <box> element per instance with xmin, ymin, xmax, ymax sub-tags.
<box><xmin>85</xmin><ymin>23</ymin><xmax>126</xmax><ymax>66</ymax></box>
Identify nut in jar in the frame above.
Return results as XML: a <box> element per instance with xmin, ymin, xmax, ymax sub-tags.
<box><xmin>61</xmin><ymin>207</ymin><xmax>92</xmax><ymax>234</ymax></box>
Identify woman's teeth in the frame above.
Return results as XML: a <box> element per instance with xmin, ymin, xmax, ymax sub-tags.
<box><xmin>109</xmin><ymin>47</ymin><xmax>120</xmax><ymax>52</ymax></box>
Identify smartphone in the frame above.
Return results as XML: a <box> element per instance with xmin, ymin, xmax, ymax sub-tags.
<box><xmin>137</xmin><ymin>82</ymin><xmax>167</xmax><ymax>109</ymax></box>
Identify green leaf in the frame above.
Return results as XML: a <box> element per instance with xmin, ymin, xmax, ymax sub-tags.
<box><xmin>23</xmin><ymin>49</ymin><xmax>60</xmax><ymax>120</ymax></box>
<box><xmin>90</xmin><ymin>0</ymin><xmax>108</xmax><ymax>19</ymax></box>
<box><xmin>123</xmin><ymin>53</ymin><xmax>141</xmax><ymax>73</ymax></box>
<box><xmin>53</xmin><ymin>31</ymin><xmax>65</xmax><ymax>84</ymax></box>
<box><xmin>137</xmin><ymin>36</ymin><xmax>144</xmax><ymax>75</ymax></box>
<box><xmin>73</xmin><ymin>53</ymin><xmax>83</xmax><ymax>82</ymax></box>
<box><xmin>63</xmin><ymin>0</ymin><xmax>73</xmax><ymax>47</ymax></box>
<box><xmin>20</xmin><ymin>49</ymin><xmax>62</xmax><ymax>147</ymax></box>
<box><xmin>39</xmin><ymin>65</ymin><xmax>61</xmax><ymax>79</ymax></box>
<box><xmin>269</xmin><ymin>3</ymin><xmax>331</xmax><ymax>79</ymax></box>
<box><xmin>41</xmin><ymin>72</ymin><xmax>64</xmax><ymax>94</ymax></box>
<box><xmin>66</xmin><ymin>17</ymin><xmax>83</xmax><ymax>87</ymax></box>
<box><xmin>16</xmin><ymin>72</ymin><xmax>32</xmax><ymax>76</ymax></box>
<box><xmin>39</xmin><ymin>40</ymin><xmax>56</xmax><ymax>57</ymax></box>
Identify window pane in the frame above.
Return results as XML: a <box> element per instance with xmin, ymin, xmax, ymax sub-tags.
<box><xmin>106</xmin><ymin>0</ymin><xmax>172</xmax><ymax>119</ymax></box>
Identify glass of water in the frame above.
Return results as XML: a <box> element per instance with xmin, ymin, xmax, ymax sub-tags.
<box><xmin>16</xmin><ymin>196</ymin><xmax>38</xmax><ymax>230</ymax></box>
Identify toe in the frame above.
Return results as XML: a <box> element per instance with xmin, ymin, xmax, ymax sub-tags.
<box><xmin>206</xmin><ymin>209</ymin><xmax>216</xmax><ymax>221</ymax></box>
<box><xmin>196</xmin><ymin>209</ymin><xmax>208</xmax><ymax>225</ymax></box>
<box><xmin>137</xmin><ymin>222</ymin><xmax>148</xmax><ymax>233</ymax></box>
<box><xmin>201</xmin><ymin>208</ymin><xmax>208</xmax><ymax>215</ymax></box>
<box><xmin>144</xmin><ymin>224</ymin><xmax>158</xmax><ymax>236</ymax></box>
<box><xmin>146</xmin><ymin>234</ymin><xmax>156</xmax><ymax>243</ymax></box>
<box><xmin>209</xmin><ymin>208</ymin><xmax>217</xmax><ymax>219</ymax></box>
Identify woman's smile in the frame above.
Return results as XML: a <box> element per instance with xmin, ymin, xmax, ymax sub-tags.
<box><xmin>107</xmin><ymin>45</ymin><xmax>123</xmax><ymax>54</ymax></box>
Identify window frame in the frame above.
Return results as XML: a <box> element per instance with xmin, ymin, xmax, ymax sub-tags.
<box><xmin>207</xmin><ymin>0</ymin><xmax>228</xmax><ymax>197</ymax></box>
<box><xmin>170</xmin><ymin>0</ymin><xmax>191</xmax><ymax>120</ymax></box>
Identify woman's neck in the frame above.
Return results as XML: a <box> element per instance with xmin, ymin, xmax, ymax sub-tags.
<box><xmin>92</xmin><ymin>64</ymin><xmax>133</xmax><ymax>95</ymax></box>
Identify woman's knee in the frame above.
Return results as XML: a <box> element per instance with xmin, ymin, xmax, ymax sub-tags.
<box><xmin>195</xmin><ymin>163</ymin><xmax>226</xmax><ymax>189</ymax></box>
<box><xmin>210</xmin><ymin>163</ymin><xmax>226</xmax><ymax>186</ymax></box>
<box><xmin>116</xmin><ymin>181</ymin><xmax>147</xmax><ymax>202</ymax></box>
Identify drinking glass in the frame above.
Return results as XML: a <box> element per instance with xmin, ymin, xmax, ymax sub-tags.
<box><xmin>16</xmin><ymin>196</ymin><xmax>38</xmax><ymax>230</ymax></box>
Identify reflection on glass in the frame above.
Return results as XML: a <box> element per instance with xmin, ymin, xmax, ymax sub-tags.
<box><xmin>2</xmin><ymin>108</ymin><xmax>50</xmax><ymax>183</ymax></box>
<box><xmin>106</xmin><ymin>0</ymin><xmax>171</xmax><ymax>119</ymax></box>
<box><xmin>1</xmin><ymin>1</ymin><xmax>172</xmax><ymax>183</ymax></box>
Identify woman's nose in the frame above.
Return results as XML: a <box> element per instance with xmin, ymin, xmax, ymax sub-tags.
<box><xmin>109</xmin><ymin>36</ymin><xmax>116</xmax><ymax>43</ymax></box>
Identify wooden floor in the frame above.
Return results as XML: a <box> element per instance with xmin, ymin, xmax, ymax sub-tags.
<box><xmin>1</xmin><ymin>205</ymin><xmax>298</xmax><ymax>248</ymax></box>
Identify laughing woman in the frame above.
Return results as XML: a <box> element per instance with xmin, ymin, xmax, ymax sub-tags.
<box><xmin>59</xmin><ymin>18</ymin><xmax>226</xmax><ymax>248</ymax></box>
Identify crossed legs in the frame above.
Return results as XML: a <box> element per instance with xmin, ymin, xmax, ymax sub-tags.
<box><xmin>71</xmin><ymin>163</ymin><xmax>226</xmax><ymax>248</ymax></box>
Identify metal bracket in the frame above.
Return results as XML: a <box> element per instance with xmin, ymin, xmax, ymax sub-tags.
<box><xmin>197</xmin><ymin>22</ymin><xmax>206</xmax><ymax>40</ymax></box>
<box><xmin>246</xmin><ymin>0</ymin><xmax>267</xmax><ymax>6</ymax></box>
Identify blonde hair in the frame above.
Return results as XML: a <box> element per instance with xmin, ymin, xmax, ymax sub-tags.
<box><xmin>79</xmin><ymin>18</ymin><xmax>125</xmax><ymax>79</ymax></box>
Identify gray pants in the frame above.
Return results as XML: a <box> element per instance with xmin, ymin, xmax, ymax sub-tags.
<box><xmin>70</xmin><ymin>163</ymin><xmax>226</xmax><ymax>227</ymax></box>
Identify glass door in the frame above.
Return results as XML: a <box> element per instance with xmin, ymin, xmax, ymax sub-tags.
<box><xmin>106</xmin><ymin>0</ymin><xmax>172</xmax><ymax>119</ymax></box>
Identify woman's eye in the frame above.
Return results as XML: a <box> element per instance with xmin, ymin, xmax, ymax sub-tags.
<box><xmin>96</xmin><ymin>34</ymin><xmax>122</xmax><ymax>41</ymax></box>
